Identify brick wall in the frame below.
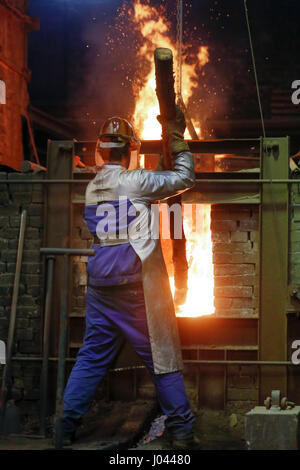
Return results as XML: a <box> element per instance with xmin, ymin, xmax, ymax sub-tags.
<box><xmin>0</xmin><ymin>171</ymin><xmax>44</xmax><ymax>415</ymax></box>
<box><xmin>211</xmin><ymin>204</ymin><xmax>259</xmax><ymax>318</ymax></box>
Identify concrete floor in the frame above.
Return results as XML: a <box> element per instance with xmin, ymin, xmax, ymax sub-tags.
<box><xmin>0</xmin><ymin>400</ymin><xmax>247</xmax><ymax>451</ymax></box>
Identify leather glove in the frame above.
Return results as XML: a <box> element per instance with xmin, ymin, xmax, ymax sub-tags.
<box><xmin>157</xmin><ymin>104</ymin><xmax>190</xmax><ymax>155</ymax></box>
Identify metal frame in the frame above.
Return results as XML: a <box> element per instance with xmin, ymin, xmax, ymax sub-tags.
<box><xmin>39</xmin><ymin>248</ymin><xmax>95</xmax><ymax>449</ymax></box>
<box><xmin>30</xmin><ymin>137</ymin><xmax>290</xmax><ymax>412</ymax></box>
<box><xmin>259</xmin><ymin>137</ymin><xmax>289</xmax><ymax>401</ymax></box>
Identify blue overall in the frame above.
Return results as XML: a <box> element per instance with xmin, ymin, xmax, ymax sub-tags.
<box><xmin>62</xmin><ymin>164</ymin><xmax>195</xmax><ymax>439</ymax></box>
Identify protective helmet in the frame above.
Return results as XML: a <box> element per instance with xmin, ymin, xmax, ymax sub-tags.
<box><xmin>96</xmin><ymin>116</ymin><xmax>141</xmax><ymax>169</ymax></box>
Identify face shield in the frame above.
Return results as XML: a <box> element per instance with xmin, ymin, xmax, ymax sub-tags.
<box><xmin>95</xmin><ymin>136</ymin><xmax>141</xmax><ymax>170</ymax></box>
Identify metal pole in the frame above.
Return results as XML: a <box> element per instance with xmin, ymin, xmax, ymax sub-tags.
<box><xmin>40</xmin><ymin>248</ymin><xmax>95</xmax><ymax>256</ymax></box>
<box><xmin>0</xmin><ymin>210</ymin><xmax>27</xmax><ymax>432</ymax></box>
<box><xmin>176</xmin><ymin>0</ymin><xmax>183</xmax><ymax>98</ymax></box>
<box><xmin>183</xmin><ymin>360</ymin><xmax>295</xmax><ymax>366</ymax></box>
<box><xmin>243</xmin><ymin>0</ymin><xmax>266</xmax><ymax>138</ymax></box>
<box><xmin>7</xmin><ymin>358</ymin><xmax>300</xmax><ymax>367</ymax></box>
<box><xmin>2</xmin><ymin>179</ymin><xmax>300</xmax><ymax>185</ymax></box>
<box><xmin>195</xmin><ymin>179</ymin><xmax>300</xmax><ymax>184</ymax></box>
<box><xmin>54</xmin><ymin>254</ymin><xmax>70</xmax><ymax>450</ymax></box>
<box><xmin>39</xmin><ymin>256</ymin><xmax>55</xmax><ymax>436</ymax></box>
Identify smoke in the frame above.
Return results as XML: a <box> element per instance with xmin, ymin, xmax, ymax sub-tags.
<box><xmin>75</xmin><ymin>0</ymin><xmax>232</xmax><ymax>139</ymax></box>
<box><xmin>29</xmin><ymin>0</ymin><xmax>282</xmax><ymax>140</ymax></box>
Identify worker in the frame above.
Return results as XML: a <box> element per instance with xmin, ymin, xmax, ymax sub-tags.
<box><xmin>60</xmin><ymin>105</ymin><xmax>196</xmax><ymax>449</ymax></box>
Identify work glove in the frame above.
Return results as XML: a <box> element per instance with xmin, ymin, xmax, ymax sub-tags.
<box><xmin>157</xmin><ymin>104</ymin><xmax>190</xmax><ymax>155</ymax></box>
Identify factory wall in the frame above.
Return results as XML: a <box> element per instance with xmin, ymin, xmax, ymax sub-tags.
<box><xmin>0</xmin><ymin>171</ymin><xmax>44</xmax><ymax>415</ymax></box>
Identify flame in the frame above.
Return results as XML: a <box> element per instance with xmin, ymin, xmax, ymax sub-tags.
<box><xmin>131</xmin><ymin>0</ymin><xmax>209</xmax><ymax>140</ymax></box>
<box><xmin>130</xmin><ymin>1</ymin><xmax>213</xmax><ymax>317</ymax></box>
<box><xmin>169</xmin><ymin>204</ymin><xmax>215</xmax><ymax>317</ymax></box>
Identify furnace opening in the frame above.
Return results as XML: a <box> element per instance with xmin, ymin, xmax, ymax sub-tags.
<box><xmin>161</xmin><ymin>203</ymin><xmax>215</xmax><ymax>318</ymax></box>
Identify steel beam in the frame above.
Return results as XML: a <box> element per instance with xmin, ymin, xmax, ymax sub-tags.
<box><xmin>45</xmin><ymin>141</ymin><xmax>74</xmax><ymax>356</ymax></box>
<box><xmin>54</xmin><ymin>254</ymin><xmax>70</xmax><ymax>450</ymax></box>
<box><xmin>9</xmin><ymin>357</ymin><xmax>299</xmax><ymax>366</ymax></box>
<box><xmin>259</xmin><ymin>137</ymin><xmax>289</xmax><ymax>402</ymax></box>
<box><xmin>74</xmin><ymin>139</ymin><xmax>261</xmax><ymax>157</ymax></box>
<box><xmin>39</xmin><ymin>256</ymin><xmax>55</xmax><ymax>436</ymax></box>
<box><xmin>2</xmin><ymin>178</ymin><xmax>300</xmax><ymax>185</ymax></box>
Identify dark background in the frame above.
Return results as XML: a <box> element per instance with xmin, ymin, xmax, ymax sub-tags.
<box><xmin>27</xmin><ymin>0</ymin><xmax>300</xmax><ymax>141</ymax></box>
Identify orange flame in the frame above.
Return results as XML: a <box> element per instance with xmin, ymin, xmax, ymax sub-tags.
<box><xmin>168</xmin><ymin>204</ymin><xmax>215</xmax><ymax>317</ymax></box>
<box><xmin>131</xmin><ymin>1</ymin><xmax>214</xmax><ymax>317</ymax></box>
<box><xmin>131</xmin><ymin>0</ymin><xmax>209</xmax><ymax>140</ymax></box>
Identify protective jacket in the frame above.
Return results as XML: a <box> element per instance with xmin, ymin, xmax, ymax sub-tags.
<box><xmin>84</xmin><ymin>151</ymin><xmax>195</xmax><ymax>374</ymax></box>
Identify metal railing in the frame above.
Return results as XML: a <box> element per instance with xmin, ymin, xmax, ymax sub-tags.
<box><xmin>39</xmin><ymin>248</ymin><xmax>95</xmax><ymax>449</ymax></box>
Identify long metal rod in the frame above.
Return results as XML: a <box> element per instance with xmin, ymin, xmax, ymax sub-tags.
<box><xmin>178</xmin><ymin>97</ymin><xmax>199</xmax><ymax>139</ymax></box>
<box><xmin>195</xmin><ymin>179</ymin><xmax>295</xmax><ymax>184</ymax></box>
<box><xmin>39</xmin><ymin>256</ymin><xmax>55</xmax><ymax>437</ymax></box>
<box><xmin>9</xmin><ymin>357</ymin><xmax>298</xmax><ymax>367</ymax></box>
<box><xmin>176</xmin><ymin>0</ymin><xmax>183</xmax><ymax>97</ymax></box>
<box><xmin>183</xmin><ymin>360</ymin><xmax>295</xmax><ymax>366</ymax></box>
<box><xmin>55</xmin><ymin>254</ymin><xmax>70</xmax><ymax>450</ymax></box>
<box><xmin>243</xmin><ymin>0</ymin><xmax>266</xmax><ymax>138</ymax></box>
<box><xmin>0</xmin><ymin>210</ymin><xmax>27</xmax><ymax>432</ymax></box>
<box><xmin>25</xmin><ymin>112</ymin><xmax>40</xmax><ymax>165</ymax></box>
<box><xmin>40</xmin><ymin>248</ymin><xmax>95</xmax><ymax>256</ymax></box>
<box><xmin>2</xmin><ymin>179</ymin><xmax>299</xmax><ymax>184</ymax></box>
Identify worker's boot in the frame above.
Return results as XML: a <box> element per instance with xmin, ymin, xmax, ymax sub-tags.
<box><xmin>52</xmin><ymin>420</ymin><xmax>76</xmax><ymax>448</ymax></box>
<box><xmin>52</xmin><ymin>431</ymin><xmax>75</xmax><ymax>447</ymax></box>
<box><xmin>172</xmin><ymin>432</ymin><xmax>196</xmax><ymax>450</ymax></box>
<box><xmin>62</xmin><ymin>432</ymin><xmax>75</xmax><ymax>447</ymax></box>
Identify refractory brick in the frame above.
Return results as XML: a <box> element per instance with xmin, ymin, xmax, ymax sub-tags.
<box><xmin>214</xmin><ymin>274</ymin><xmax>255</xmax><ymax>287</ymax></box>
<box><xmin>214</xmin><ymin>264</ymin><xmax>255</xmax><ymax>276</ymax></box>
<box><xmin>214</xmin><ymin>286</ymin><xmax>253</xmax><ymax>298</ymax></box>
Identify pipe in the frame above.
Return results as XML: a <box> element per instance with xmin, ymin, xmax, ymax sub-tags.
<box><xmin>0</xmin><ymin>210</ymin><xmax>27</xmax><ymax>431</ymax></box>
<box><xmin>195</xmin><ymin>179</ymin><xmax>296</xmax><ymax>184</ymax></box>
<box><xmin>40</xmin><ymin>248</ymin><xmax>95</xmax><ymax>256</ymax></box>
<box><xmin>39</xmin><ymin>256</ymin><xmax>55</xmax><ymax>437</ymax></box>
<box><xmin>178</xmin><ymin>98</ymin><xmax>199</xmax><ymax>140</ymax></box>
<box><xmin>183</xmin><ymin>360</ymin><xmax>294</xmax><ymax>366</ymax></box>
<box><xmin>20</xmin><ymin>161</ymin><xmax>46</xmax><ymax>173</ymax></box>
<box><xmin>9</xmin><ymin>357</ymin><xmax>299</xmax><ymax>367</ymax></box>
<box><xmin>1</xmin><ymin>179</ymin><xmax>299</xmax><ymax>184</ymax></box>
<box><xmin>38</xmin><ymin>248</ymin><xmax>95</xmax><ymax>445</ymax></box>
<box><xmin>54</xmin><ymin>255</ymin><xmax>70</xmax><ymax>450</ymax></box>
<box><xmin>24</xmin><ymin>114</ymin><xmax>40</xmax><ymax>166</ymax></box>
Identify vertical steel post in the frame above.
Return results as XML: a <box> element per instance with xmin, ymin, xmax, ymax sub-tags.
<box><xmin>259</xmin><ymin>137</ymin><xmax>289</xmax><ymax>402</ymax></box>
<box><xmin>55</xmin><ymin>254</ymin><xmax>70</xmax><ymax>449</ymax></box>
<box><xmin>46</xmin><ymin>141</ymin><xmax>73</xmax><ymax>357</ymax></box>
<box><xmin>39</xmin><ymin>256</ymin><xmax>55</xmax><ymax>436</ymax></box>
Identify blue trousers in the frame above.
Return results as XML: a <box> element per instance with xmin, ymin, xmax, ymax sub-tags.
<box><xmin>63</xmin><ymin>283</ymin><xmax>195</xmax><ymax>439</ymax></box>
